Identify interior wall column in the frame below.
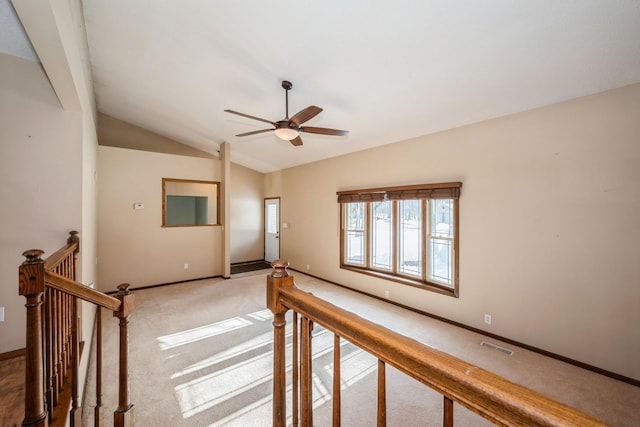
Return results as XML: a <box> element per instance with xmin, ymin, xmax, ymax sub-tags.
<box><xmin>220</xmin><ymin>142</ymin><xmax>231</xmax><ymax>278</ymax></box>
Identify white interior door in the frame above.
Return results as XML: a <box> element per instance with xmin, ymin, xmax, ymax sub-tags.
<box><xmin>265</xmin><ymin>198</ymin><xmax>280</xmax><ymax>262</ymax></box>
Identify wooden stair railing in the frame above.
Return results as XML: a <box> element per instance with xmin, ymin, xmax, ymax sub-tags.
<box><xmin>19</xmin><ymin>231</ymin><xmax>134</xmax><ymax>427</ymax></box>
<box><xmin>267</xmin><ymin>260</ymin><xmax>608</xmax><ymax>427</ymax></box>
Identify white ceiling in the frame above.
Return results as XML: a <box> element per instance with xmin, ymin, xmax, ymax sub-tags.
<box><xmin>6</xmin><ymin>1</ymin><xmax>640</xmax><ymax>173</ymax></box>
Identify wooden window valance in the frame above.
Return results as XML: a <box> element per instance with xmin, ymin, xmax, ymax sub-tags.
<box><xmin>337</xmin><ymin>182</ymin><xmax>462</xmax><ymax>203</ymax></box>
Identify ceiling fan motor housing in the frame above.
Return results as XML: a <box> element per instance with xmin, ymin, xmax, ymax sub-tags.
<box><xmin>276</xmin><ymin>120</ymin><xmax>298</xmax><ymax>131</ymax></box>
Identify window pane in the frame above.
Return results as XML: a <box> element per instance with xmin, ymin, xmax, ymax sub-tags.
<box><xmin>431</xmin><ymin>199</ymin><xmax>453</xmax><ymax>238</ymax></box>
<box><xmin>346</xmin><ymin>231</ymin><xmax>365</xmax><ymax>265</ymax></box>
<box><xmin>371</xmin><ymin>201</ymin><xmax>392</xmax><ymax>270</ymax></box>
<box><xmin>398</xmin><ymin>200</ymin><xmax>422</xmax><ymax>277</ymax></box>
<box><xmin>429</xmin><ymin>238</ymin><xmax>452</xmax><ymax>285</ymax></box>
<box><xmin>266</xmin><ymin>204</ymin><xmax>277</xmax><ymax>233</ymax></box>
<box><xmin>345</xmin><ymin>203</ymin><xmax>365</xmax><ymax>266</ymax></box>
<box><xmin>347</xmin><ymin>202</ymin><xmax>365</xmax><ymax>230</ymax></box>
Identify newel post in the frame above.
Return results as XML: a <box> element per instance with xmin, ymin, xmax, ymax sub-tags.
<box><xmin>267</xmin><ymin>260</ymin><xmax>295</xmax><ymax>427</ymax></box>
<box><xmin>67</xmin><ymin>231</ymin><xmax>79</xmax><ymax>281</ymax></box>
<box><xmin>113</xmin><ymin>284</ymin><xmax>135</xmax><ymax>427</ymax></box>
<box><xmin>19</xmin><ymin>249</ymin><xmax>48</xmax><ymax>427</ymax></box>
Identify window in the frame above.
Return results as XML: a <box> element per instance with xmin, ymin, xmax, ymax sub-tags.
<box><xmin>338</xmin><ymin>182</ymin><xmax>461</xmax><ymax>297</ymax></box>
<box><xmin>162</xmin><ymin>178</ymin><xmax>220</xmax><ymax>227</ymax></box>
<box><xmin>345</xmin><ymin>202</ymin><xmax>365</xmax><ymax>265</ymax></box>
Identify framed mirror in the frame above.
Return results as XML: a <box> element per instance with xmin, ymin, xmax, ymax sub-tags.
<box><xmin>162</xmin><ymin>178</ymin><xmax>220</xmax><ymax>227</ymax></box>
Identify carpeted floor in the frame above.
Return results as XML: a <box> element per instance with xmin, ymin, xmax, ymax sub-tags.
<box><xmin>80</xmin><ymin>271</ymin><xmax>640</xmax><ymax>426</ymax></box>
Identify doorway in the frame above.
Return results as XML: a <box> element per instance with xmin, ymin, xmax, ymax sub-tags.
<box><xmin>264</xmin><ymin>198</ymin><xmax>280</xmax><ymax>262</ymax></box>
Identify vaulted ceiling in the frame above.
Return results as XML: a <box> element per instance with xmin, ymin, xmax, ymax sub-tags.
<box><xmin>4</xmin><ymin>1</ymin><xmax>640</xmax><ymax>172</ymax></box>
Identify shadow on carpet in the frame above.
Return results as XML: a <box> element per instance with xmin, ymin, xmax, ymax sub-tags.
<box><xmin>230</xmin><ymin>261</ymin><xmax>272</xmax><ymax>274</ymax></box>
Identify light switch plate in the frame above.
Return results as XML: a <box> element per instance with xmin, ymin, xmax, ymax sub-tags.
<box><xmin>0</xmin><ymin>307</ymin><xmax>4</xmax><ymax>322</ymax></box>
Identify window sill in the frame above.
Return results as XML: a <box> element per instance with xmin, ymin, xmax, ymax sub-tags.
<box><xmin>340</xmin><ymin>265</ymin><xmax>458</xmax><ymax>298</ymax></box>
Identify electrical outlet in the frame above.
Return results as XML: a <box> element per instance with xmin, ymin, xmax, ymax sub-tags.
<box><xmin>0</xmin><ymin>307</ymin><xmax>4</xmax><ymax>322</ymax></box>
<box><xmin>384</xmin><ymin>290</ymin><xmax>390</xmax><ymax>299</ymax></box>
<box><xmin>184</xmin><ymin>263</ymin><xmax>189</xmax><ymax>269</ymax></box>
<box><xmin>484</xmin><ymin>314</ymin><xmax>492</xmax><ymax>325</ymax></box>
<box><xmin>306</xmin><ymin>264</ymin><xmax>310</xmax><ymax>270</ymax></box>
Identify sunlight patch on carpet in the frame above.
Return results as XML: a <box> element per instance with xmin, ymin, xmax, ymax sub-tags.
<box><xmin>171</xmin><ymin>329</ymin><xmax>287</xmax><ymax>379</ymax></box>
<box><xmin>207</xmin><ymin>377</ymin><xmax>334</xmax><ymax>427</ymax></box>
<box><xmin>173</xmin><ymin>320</ymin><xmax>378</xmax><ymax>423</ymax></box>
<box><xmin>204</xmin><ymin>373</ymin><xmax>333</xmax><ymax>427</ymax></box>
<box><xmin>176</xmin><ymin>349</ymin><xmax>275</xmax><ymax>418</ymax></box>
<box><xmin>206</xmin><ymin>391</ymin><xmax>273</xmax><ymax>427</ymax></box>
<box><xmin>157</xmin><ymin>317</ymin><xmax>253</xmax><ymax>350</ymax></box>
<box><xmin>326</xmin><ymin>347</ymin><xmax>378</xmax><ymax>389</ymax></box>
<box><xmin>246</xmin><ymin>308</ymin><xmax>274</xmax><ymax>321</ymax></box>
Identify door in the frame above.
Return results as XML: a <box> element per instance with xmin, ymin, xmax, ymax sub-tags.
<box><xmin>265</xmin><ymin>198</ymin><xmax>280</xmax><ymax>262</ymax></box>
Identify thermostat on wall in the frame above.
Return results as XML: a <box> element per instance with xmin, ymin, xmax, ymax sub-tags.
<box><xmin>134</xmin><ymin>203</ymin><xmax>145</xmax><ymax>210</ymax></box>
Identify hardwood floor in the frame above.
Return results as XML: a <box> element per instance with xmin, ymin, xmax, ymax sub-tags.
<box><xmin>0</xmin><ymin>355</ymin><xmax>24</xmax><ymax>427</ymax></box>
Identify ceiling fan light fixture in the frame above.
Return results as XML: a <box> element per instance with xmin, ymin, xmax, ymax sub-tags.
<box><xmin>274</xmin><ymin>127</ymin><xmax>299</xmax><ymax>141</ymax></box>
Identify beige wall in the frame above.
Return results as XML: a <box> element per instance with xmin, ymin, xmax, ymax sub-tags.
<box><xmin>0</xmin><ymin>53</ymin><xmax>83</xmax><ymax>353</ymax></box>
<box><xmin>279</xmin><ymin>83</ymin><xmax>640</xmax><ymax>380</ymax></box>
<box><xmin>98</xmin><ymin>146</ymin><xmax>222</xmax><ymax>291</ymax></box>
<box><xmin>230</xmin><ymin>163</ymin><xmax>265</xmax><ymax>263</ymax></box>
<box><xmin>97</xmin><ymin>114</ymin><xmax>266</xmax><ymax>269</ymax></box>
<box><xmin>6</xmin><ymin>0</ymin><xmax>103</xmax><ymax>407</ymax></box>
<box><xmin>265</xmin><ymin>170</ymin><xmax>283</xmax><ymax>198</ymax></box>
<box><xmin>98</xmin><ymin>113</ymin><xmax>217</xmax><ymax>159</ymax></box>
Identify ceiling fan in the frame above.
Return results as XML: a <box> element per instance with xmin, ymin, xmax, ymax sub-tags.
<box><xmin>224</xmin><ymin>80</ymin><xmax>348</xmax><ymax>146</ymax></box>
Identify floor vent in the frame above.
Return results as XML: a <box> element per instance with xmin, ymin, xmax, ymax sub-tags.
<box><xmin>480</xmin><ymin>341</ymin><xmax>514</xmax><ymax>356</ymax></box>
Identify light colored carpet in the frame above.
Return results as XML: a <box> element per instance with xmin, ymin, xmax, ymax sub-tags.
<box><xmin>81</xmin><ymin>270</ymin><xmax>640</xmax><ymax>426</ymax></box>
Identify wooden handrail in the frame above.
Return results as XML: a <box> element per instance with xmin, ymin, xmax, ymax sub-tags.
<box><xmin>268</xmin><ymin>260</ymin><xmax>607</xmax><ymax>427</ymax></box>
<box><xmin>44</xmin><ymin>230</ymin><xmax>79</xmax><ymax>272</ymax></box>
<box><xmin>45</xmin><ymin>272</ymin><xmax>121</xmax><ymax>312</ymax></box>
<box><xmin>20</xmin><ymin>231</ymin><xmax>134</xmax><ymax>427</ymax></box>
